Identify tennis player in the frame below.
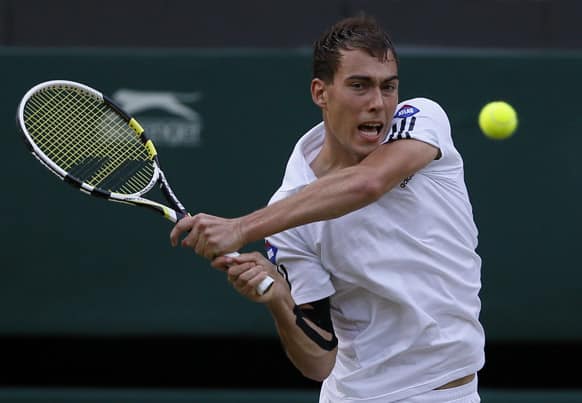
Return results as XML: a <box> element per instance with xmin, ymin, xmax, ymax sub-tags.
<box><xmin>171</xmin><ymin>15</ymin><xmax>484</xmax><ymax>403</ymax></box>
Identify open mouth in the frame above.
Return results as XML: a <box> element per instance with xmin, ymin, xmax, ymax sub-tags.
<box><xmin>358</xmin><ymin>123</ymin><xmax>384</xmax><ymax>137</ymax></box>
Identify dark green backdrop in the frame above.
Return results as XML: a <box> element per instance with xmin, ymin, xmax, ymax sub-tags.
<box><xmin>1</xmin><ymin>48</ymin><xmax>580</xmax><ymax>340</ymax></box>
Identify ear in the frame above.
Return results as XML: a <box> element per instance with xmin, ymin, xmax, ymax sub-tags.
<box><xmin>311</xmin><ymin>78</ymin><xmax>327</xmax><ymax>108</ymax></box>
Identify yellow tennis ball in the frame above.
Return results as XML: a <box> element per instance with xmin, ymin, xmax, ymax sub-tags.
<box><xmin>478</xmin><ymin>101</ymin><xmax>518</xmax><ymax>140</ymax></box>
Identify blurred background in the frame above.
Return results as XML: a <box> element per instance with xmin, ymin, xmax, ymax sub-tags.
<box><xmin>1</xmin><ymin>0</ymin><xmax>581</xmax><ymax>402</ymax></box>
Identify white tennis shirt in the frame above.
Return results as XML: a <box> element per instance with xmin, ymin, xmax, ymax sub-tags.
<box><xmin>266</xmin><ymin>98</ymin><xmax>485</xmax><ymax>402</ymax></box>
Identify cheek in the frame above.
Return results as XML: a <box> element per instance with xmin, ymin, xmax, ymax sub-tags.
<box><xmin>328</xmin><ymin>99</ymin><xmax>352</xmax><ymax>120</ymax></box>
<box><xmin>327</xmin><ymin>93</ymin><xmax>364</xmax><ymax>125</ymax></box>
<box><xmin>386</xmin><ymin>96</ymin><xmax>399</xmax><ymax>116</ymax></box>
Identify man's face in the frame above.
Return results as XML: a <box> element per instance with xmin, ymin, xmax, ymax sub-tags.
<box><xmin>313</xmin><ymin>49</ymin><xmax>399</xmax><ymax>163</ymax></box>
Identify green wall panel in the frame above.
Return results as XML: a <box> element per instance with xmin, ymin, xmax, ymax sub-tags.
<box><xmin>0</xmin><ymin>48</ymin><xmax>580</xmax><ymax>340</ymax></box>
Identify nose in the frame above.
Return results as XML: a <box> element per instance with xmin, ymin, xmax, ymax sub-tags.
<box><xmin>368</xmin><ymin>87</ymin><xmax>384</xmax><ymax>111</ymax></box>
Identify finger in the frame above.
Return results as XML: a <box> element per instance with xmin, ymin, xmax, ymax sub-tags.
<box><xmin>180</xmin><ymin>229</ymin><xmax>199</xmax><ymax>249</ymax></box>
<box><xmin>227</xmin><ymin>252</ymin><xmax>263</xmax><ymax>265</ymax></box>
<box><xmin>227</xmin><ymin>262</ymin><xmax>254</xmax><ymax>278</ymax></box>
<box><xmin>170</xmin><ymin>217</ymin><xmax>191</xmax><ymax>246</ymax></box>
<box><xmin>193</xmin><ymin>234</ymin><xmax>206</xmax><ymax>256</ymax></box>
<box><xmin>211</xmin><ymin>255</ymin><xmax>231</xmax><ymax>270</ymax></box>
<box><xmin>228</xmin><ymin>263</ymin><xmax>260</xmax><ymax>294</ymax></box>
<box><xmin>237</xmin><ymin>265</ymin><xmax>258</xmax><ymax>283</ymax></box>
<box><xmin>237</xmin><ymin>267</ymin><xmax>272</xmax><ymax>297</ymax></box>
<box><xmin>169</xmin><ymin>224</ymin><xmax>182</xmax><ymax>247</ymax></box>
<box><xmin>247</xmin><ymin>271</ymin><xmax>270</xmax><ymax>293</ymax></box>
<box><xmin>202</xmin><ymin>241</ymin><xmax>217</xmax><ymax>260</ymax></box>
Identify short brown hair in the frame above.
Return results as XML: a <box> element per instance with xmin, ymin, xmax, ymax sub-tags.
<box><xmin>312</xmin><ymin>15</ymin><xmax>399</xmax><ymax>83</ymax></box>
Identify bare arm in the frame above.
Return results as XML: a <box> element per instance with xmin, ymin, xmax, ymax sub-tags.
<box><xmin>215</xmin><ymin>253</ymin><xmax>337</xmax><ymax>381</ymax></box>
<box><xmin>242</xmin><ymin>138</ymin><xmax>438</xmax><ymax>242</ymax></box>
<box><xmin>170</xmin><ymin>139</ymin><xmax>438</xmax><ymax>258</ymax></box>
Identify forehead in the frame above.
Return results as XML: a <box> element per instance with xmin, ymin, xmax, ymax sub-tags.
<box><xmin>336</xmin><ymin>49</ymin><xmax>398</xmax><ymax>79</ymax></box>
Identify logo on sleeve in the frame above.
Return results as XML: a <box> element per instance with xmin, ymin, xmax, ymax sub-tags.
<box><xmin>265</xmin><ymin>240</ymin><xmax>291</xmax><ymax>290</ymax></box>
<box><xmin>395</xmin><ymin>104</ymin><xmax>420</xmax><ymax>119</ymax></box>
<box><xmin>265</xmin><ymin>240</ymin><xmax>278</xmax><ymax>264</ymax></box>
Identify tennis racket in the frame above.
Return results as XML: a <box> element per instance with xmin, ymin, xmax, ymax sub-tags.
<box><xmin>16</xmin><ymin>79</ymin><xmax>274</xmax><ymax>296</ymax></box>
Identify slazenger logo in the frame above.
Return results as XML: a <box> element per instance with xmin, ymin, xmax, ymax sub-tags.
<box><xmin>395</xmin><ymin>104</ymin><xmax>420</xmax><ymax>119</ymax></box>
<box><xmin>112</xmin><ymin>89</ymin><xmax>203</xmax><ymax>147</ymax></box>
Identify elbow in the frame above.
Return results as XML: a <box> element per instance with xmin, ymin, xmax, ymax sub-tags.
<box><xmin>296</xmin><ymin>351</ymin><xmax>337</xmax><ymax>382</ymax></box>
<box><xmin>355</xmin><ymin>175</ymin><xmax>386</xmax><ymax>202</ymax></box>
<box><xmin>301</xmin><ymin>364</ymin><xmax>334</xmax><ymax>382</ymax></box>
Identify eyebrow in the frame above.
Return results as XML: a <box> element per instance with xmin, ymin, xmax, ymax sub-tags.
<box><xmin>346</xmin><ymin>74</ymin><xmax>400</xmax><ymax>83</ymax></box>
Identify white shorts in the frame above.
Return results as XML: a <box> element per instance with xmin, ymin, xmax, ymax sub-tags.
<box><xmin>396</xmin><ymin>375</ymin><xmax>480</xmax><ymax>403</ymax></box>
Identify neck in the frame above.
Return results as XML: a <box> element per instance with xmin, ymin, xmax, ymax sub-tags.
<box><xmin>310</xmin><ymin>126</ymin><xmax>361</xmax><ymax>178</ymax></box>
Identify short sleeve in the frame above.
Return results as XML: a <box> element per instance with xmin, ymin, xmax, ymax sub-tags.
<box><xmin>384</xmin><ymin>98</ymin><xmax>450</xmax><ymax>154</ymax></box>
<box><xmin>266</xmin><ymin>228</ymin><xmax>335</xmax><ymax>305</ymax></box>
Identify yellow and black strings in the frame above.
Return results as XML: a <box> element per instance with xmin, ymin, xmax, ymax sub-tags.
<box><xmin>24</xmin><ymin>87</ymin><xmax>155</xmax><ymax>194</ymax></box>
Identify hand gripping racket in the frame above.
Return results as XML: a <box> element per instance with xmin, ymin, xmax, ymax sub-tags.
<box><xmin>16</xmin><ymin>80</ymin><xmax>274</xmax><ymax>296</ymax></box>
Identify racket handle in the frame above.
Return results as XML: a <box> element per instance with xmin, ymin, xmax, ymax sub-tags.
<box><xmin>257</xmin><ymin>276</ymin><xmax>275</xmax><ymax>295</ymax></box>
<box><xmin>225</xmin><ymin>252</ymin><xmax>275</xmax><ymax>296</ymax></box>
<box><xmin>171</xmin><ymin>215</ymin><xmax>273</xmax><ymax>293</ymax></box>
<box><xmin>174</xmin><ymin>211</ymin><xmax>186</xmax><ymax>222</ymax></box>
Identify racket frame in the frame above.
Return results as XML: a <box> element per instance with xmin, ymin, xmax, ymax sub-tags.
<box><xmin>17</xmin><ymin>80</ymin><xmax>185</xmax><ymax>223</ymax></box>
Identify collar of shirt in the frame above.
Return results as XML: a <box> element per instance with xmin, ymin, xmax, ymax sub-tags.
<box><xmin>278</xmin><ymin>121</ymin><xmax>324</xmax><ymax>192</ymax></box>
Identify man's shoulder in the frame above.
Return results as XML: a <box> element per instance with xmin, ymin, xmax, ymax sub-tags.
<box><xmin>386</xmin><ymin>97</ymin><xmax>453</xmax><ymax>147</ymax></box>
<box><xmin>397</xmin><ymin>97</ymin><xmax>442</xmax><ymax>108</ymax></box>
<box><xmin>394</xmin><ymin>97</ymin><xmax>447</xmax><ymax>120</ymax></box>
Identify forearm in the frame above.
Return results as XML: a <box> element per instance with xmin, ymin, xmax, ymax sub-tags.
<box><xmin>240</xmin><ymin>139</ymin><xmax>438</xmax><ymax>245</ymax></box>
<box><xmin>241</xmin><ymin>165</ymin><xmax>390</xmax><ymax>244</ymax></box>
<box><xmin>267</xmin><ymin>296</ymin><xmax>337</xmax><ymax>381</ymax></box>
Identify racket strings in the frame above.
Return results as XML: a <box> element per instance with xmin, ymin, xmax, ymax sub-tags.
<box><xmin>30</xmin><ymin>92</ymin><xmax>142</xmax><ymax>180</ymax></box>
<box><xmin>24</xmin><ymin>87</ymin><xmax>156</xmax><ymax>194</ymax></box>
<box><xmin>26</xmin><ymin>90</ymin><xmax>124</xmax><ymax>165</ymax></box>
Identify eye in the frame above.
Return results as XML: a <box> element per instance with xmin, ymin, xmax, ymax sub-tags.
<box><xmin>382</xmin><ymin>83</ymin><xmax>398</xmax><ymax>93</ymax></box>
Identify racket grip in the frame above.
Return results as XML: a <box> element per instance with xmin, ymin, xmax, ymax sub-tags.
<box><xmin>257</xmin><ymin>276</ymin><xmax>275</xmax><ymax>296</ymax></box>
<box><xmin>174</xmin><ymin>211</ymin><xmax>186</xmax><ymax>223</ymax></box>
<box><xmin>225</xmin><ymin>252</ymin><xmax>275</xmax><ymax>296</ymax></box>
